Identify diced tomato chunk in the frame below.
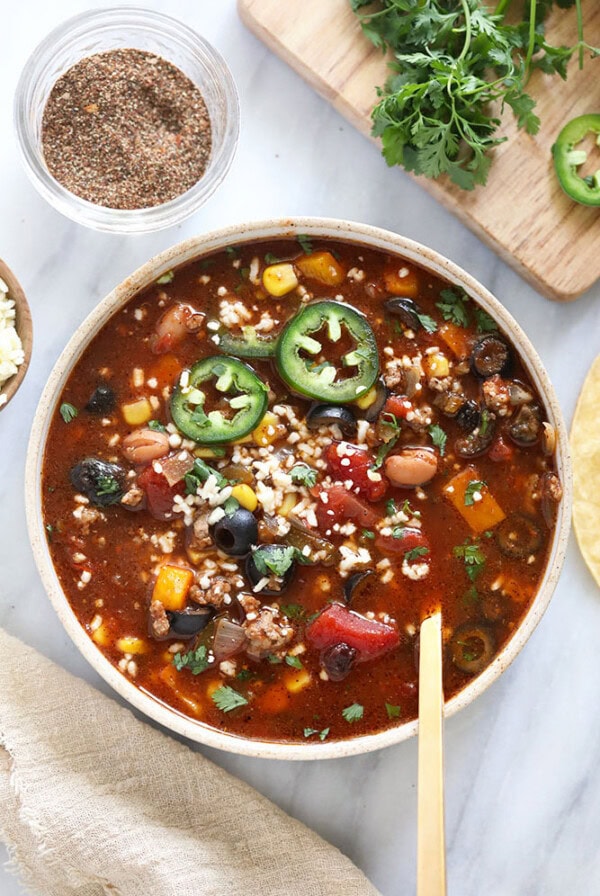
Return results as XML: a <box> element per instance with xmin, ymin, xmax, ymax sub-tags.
<box><xmin>375</xmin><ymin>526</ymin><xmax>429</xmax><ymax>555</ymax></box>
<box><xmin>381</xmin><ymin>395</ymin><xmax>414</xmax><ymax>422</ymax></box>
<box><xmin>324</xmin><ymin>442</ymin><xmax>388</xmax><ymax>502</ymax></box>
<box><xmin>306</xmin><ymin>603</ymin><xmax>400</xmax><ymax>661</ymax></box>
<box><xmin>315</xmin><ymin>484</ymin><xmax>378</xmax><ymax>530</ymax></box>
<box><xmin>137</xmin><ymin>465</ymin><xmax>185</xmax><ymax>520</ymax></box>
<box><xmin>488</xmin><ymin>436</ymin><xmax>514</xmax><ymax>463</ymax></box>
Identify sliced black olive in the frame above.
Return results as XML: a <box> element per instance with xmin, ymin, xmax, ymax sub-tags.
<box><xmin>470</xmin><ymin>336</ymin><xmax>511</xmax><ymax>378</ymax></box>
<box><xmin>384</xmin><ymin>297</ymin><xmax>423</xmax><ymax>331</ymax></box>
<box><xmin>450</xmin><ymin>623</ymin><xmax>495</xmax><ymax>675</ymax></box>
<box><xmin>455</xmin><ymin>399</ymin><xmax>481</xmax><ymax>433</ymax></box>
<box><xmin>455</xmin><ymin>415</ymin><xmax>495</xmax><ymax>458</ymax></box>
<box><xmin>70</xmin><ymin>457</ymin><xmax>126</xmax><ymax>506</ymax></box>
<box><xmin>364</xmin><ymin>378</ymin><xmax>388</xmax><ymax>423</ymax></box>
<box><xmin>211</xmin><ymin>507</ymin><xmax>258</xmax><ymax>556</ymax></box>
<box><xmin>245</xmin><ymin>544</ymin><xmax>295</xmax><ymax>595</ymax></box>
<box><xmin>508</xmin><ymin>381</ymin><xmax>534</xmax><ymax>406</ymax></box>
<box><xmin>508</xmin><ymin>403</ymin><xmax>541</xmax><ymax>446</ymax></box>
<box><xmin>496</xmin><ymin>513</ymin><xmax>542</xmax><ymax>559</ymax></box>
<box><xmin>344</xmin><ymin>569</ymin><xmax>374</xmax><ymax>604</ymax></box>
<box><xmin>306</xmin><ymin>404</ymin><xmax>357</xmax><ymax>437</ymax></box>
<box><xmin>167</xmin><ymin>607</ymin><xmax>214</xmax><ymax>637</ymax></box>
<box><xmin>85</xmin><ymin>384</ymin><xmax>116</xmax><ymax>414</ymax></box>
<box><xmin>322</xmin><ymin>642</ymin><xmax>358</xmax><ymax>681</ymax></box>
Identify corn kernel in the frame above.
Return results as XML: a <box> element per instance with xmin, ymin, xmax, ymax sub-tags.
<box><xmin>355</xmin><ymin>385</ymin><xmax>378</xmax><ymax>410</ymax></box>
<box><xmin>92</xmin><ymin>623</ymin><xmax>111</xmax><ymax>647</ymax></box>
<box><xmin>424</xmin><ymin>352</ymin><xmax>450</xmax><ymax>378</ymax></box>
<box><xmin>122</xmin><ymin>397</ymin><xmax>152</xmax><ymax>426</ymax></box>
<box><xmin>253</xmin><ymin>411</ymin><xmax>287</xmax><ymax>446</ymax></box>
<box><xmin>285</xmin><ymin>668</ymin><xmax>311</xmax><ymax>694</ymax></box>
<box><xmin>116</xmin><ymin>637</ymin><xmax>147</xmax><ymax>655</ymax></box>
<box><xmin>231</xmin><ymin>483</ymin><xmax>258</xmax><ymax>512</ymax></box>
<box><xmin>262</xmin><ymin>263</ymin><xmax>298</xmax><ymax>297</ymax></box>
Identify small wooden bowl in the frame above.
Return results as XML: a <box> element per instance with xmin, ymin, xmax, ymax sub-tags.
<box><xmin>0</xmin><ymin>259</ymin><xmax>33</xmax><ymax>410</ymax></box>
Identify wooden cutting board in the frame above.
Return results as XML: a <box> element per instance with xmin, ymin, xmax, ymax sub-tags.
<box><xmin>238</xmin><ymin>0</ymin><xmax>600</xmax><ymax>301</ymax></box>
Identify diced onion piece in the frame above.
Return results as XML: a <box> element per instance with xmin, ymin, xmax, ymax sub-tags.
<box><xmin>212</xmin><ymin>617</ymin><xmax>247</xmax><ymax>662</ymax></box>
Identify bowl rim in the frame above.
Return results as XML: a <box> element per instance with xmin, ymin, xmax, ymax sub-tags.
<box><xmin>0</xmin><ymin>259</ymin><xmax>33</xmax><ymax>411</ymax></box>
<box><xmin>25</xmin><ymin>217</ymin><xmax>573</xmax><ymax>760</ymax></box>
<box><xmin>13</xmin><ymin>6</ymin><xmax>240</xmax><ymax>234</ymax></box>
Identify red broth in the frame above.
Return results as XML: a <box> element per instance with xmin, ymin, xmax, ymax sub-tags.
<box><xmin>42</xmin><ymin>238</ymin><xmax>562</xmax><ymax>743</ymax></box>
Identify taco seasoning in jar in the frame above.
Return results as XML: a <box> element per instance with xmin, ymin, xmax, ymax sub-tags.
<box><xmin>40</xmin><ymin>48</ymin><xmax>212</xmax><ymax>210</ymax></box>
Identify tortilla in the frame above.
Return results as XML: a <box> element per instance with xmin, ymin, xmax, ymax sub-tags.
<box><xmin>571</xmin><ymin>355</ymin><xmax>600</xmax><ymax>587</ymax></box>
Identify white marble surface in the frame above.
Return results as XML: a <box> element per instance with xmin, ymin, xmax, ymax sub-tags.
<box><xmin>2</xmin><ymin>1</ymin><xmax>600</xmax><ymax>894</ymax></box>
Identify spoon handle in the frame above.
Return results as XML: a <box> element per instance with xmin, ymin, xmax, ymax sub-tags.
<box><xmin>417</xmin><ymin>611</ymin><xmax>446</xmax><ymax>896</ymax></box>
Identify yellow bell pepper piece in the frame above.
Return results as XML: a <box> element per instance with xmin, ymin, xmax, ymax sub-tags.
<box><xmin>443</xmin><ymin>466</ymin><xmax>506</xmax><ymax>534</ymax></box>
<box><xmin>152</xmin><ymin>565</ymin><xmax>194</xmax><ymax>611</ymax></box>
<box><xmin>296</xmin><ymin>250</ymin><xmax>345</xmax><ymax>286</ymax></box>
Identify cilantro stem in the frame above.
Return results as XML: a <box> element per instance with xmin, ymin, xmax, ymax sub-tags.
<box><xmin>458</xmin><ymin>0</ymin><xmax>472</xmax><ymax>65</ymax></box>
<box><xmin>494</xmin><ymin>0</ymin><xmax>514</xmax><ymax>18</ymax></box>
<box><xmin>525</xmin><ymin>0</ymin><xmax>537</xmax><ymax>76</ymax></box>
<box><xmin>576</xmin><ymin>0</ymin><xmax>584</xmax><ymax>69</ymax></box>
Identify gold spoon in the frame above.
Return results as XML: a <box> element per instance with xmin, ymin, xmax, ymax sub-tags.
<box><xmin>417</xmin><ymin>611</ymin><xmax>447</xmax><ymax>896</ymax></box>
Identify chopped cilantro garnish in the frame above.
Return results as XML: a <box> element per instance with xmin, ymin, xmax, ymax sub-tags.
<box><xmin>211</xmin><ymin>686</ymin><xmax>248</xmax><ymax>713</ymax></box>
<box><xmin>371</xmin><ymin>435</ymin><xmax>398</xmax><ymax>470</ymax></box>
<box><xmin>156</xmin><ymin>270</ymin><xmax>174</xmax><ymax>285</ymax></box>
<box><xmin>172</xmin><ymin>645</ymin><xmax>209</xmax><ymax>675</ymax></box>
<box><xmin>95</xmin><ymin>475</ymin><xmax>120</xmax><ymax>497</ymax></box>
<box><xmin>385</xmin><ymin>498</ymin><xmax>397</xmax><ymax>516</ymax></box>
<box><xmin>362</xmin><ymin>529</ymin><xmax>375</xmax><ymax>540</ymax></box>
<box><xmin>303</xmin><ymin>727</ymin><xmax>329</xmax><ymax>741</ymax></box>
<box><xmin>462</xmin><ymin>585</ymin><xmax>479</xmax><ymax>606</ymax></box>
<box><xmin>297</xmin><ymin>234</ymin><xmax>313</xmax><ymax>255</ymax></box>
<box><xmin>436</xmin><ymin>288</ymin><xmax>470</xmax><ymax>328</ymax></box>
<box><xmin>236</xmin><ymin>668</ymin><xmax>254</xmax><ymax>681</ymax></box>
<box><xmin>385</xmin><ymin>703</ymin><xmax>401</xmax><ymax>719</ymax></box>
<box><xmin>185</xmin><ymin>458</ymin><xmax>229</xmax><ymax>495</ymax></box>
<box><xmin>59</xmin><ymin>402</ymin><xmax>78</xmax><ymax>424</ymax></box>
<box><xmin>474</xmin><ymin>308</ymin><xmax>498</xmax><ymax>333</ymax></box>
<box><xmin>264</xmin><ymin>252</ymin><xmax>283</xmax><ymax>264</ymax></box>
<box><xmin>401</xmin><ymin>499</ymin><xmax>420</xmax><ymax>518</ymax></box>
<box><xmin>223</xmin><ymin>496</ymin><xmax>240</xmax><ymax>516</ymax></box>
<box><xmin>391</xmin><ymin>526</ymin><xmax>406</xmax><ymax>539</ymax></box>
<box><xmin>464</xmin><ymin>480</ymin><xmax>487</xmax><ymax>506</ymax></box>
<box><xmin>267</xmin><ymin>654</ymin><xmax>283</xmax><ymax>664</ymax></box>
<box><xmin>381</xmin><ymin>411</ymin><xmax>401</xmax><ymax>432</ymax></box>
<box><xmin>404</xmin><ymin>546</ymin><xmax>429</xmax><ymax>562</ymax></box>
<box><xmin>252</xmin><ymin>545</ymin><xmax>297</xmax><ymax>578</ymax></box>
<box><xmin>290</xmin><ymin>463</ymin><xmax>318</xmax><ymax>488</ymax></box>
<box><xmin>342</xmin><ymin>703</ymin><xmax>364</xmax><ymax>723</ymax></box>
<box><xmin>285</xmin><ymin>655</ymin><xmax>303</xmax><ymax>670</ymax></box>
<box><xmin>428</xmin><ymin>423</ymin><xmax>447</xmax><ymax>456</ymax></box>
<box><xmin>416</xmin><ymin>311</ymin><xmax>438</xmax><ymax>334</ymax></box>
<box><xmin>453</xmin><ymin>540</ymin><xmax>486</xmax><ymax>582</ymax></box>
<box><xmin>225</xmin><ymin>245</ymin><xmax>240</xmax><ymax>258</ymax></box>
<box><xmin>147</xmin><ymin>419</ymin><xmax>167</xmax><ymax>433</ymax></box>
<box><xmin>279</xmin><ymin>603</ymin><xmax>307</xmax><ymax>621</ymax></box>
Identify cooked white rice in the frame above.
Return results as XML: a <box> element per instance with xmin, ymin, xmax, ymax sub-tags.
<box><xmin>0</xmin><ymin>277</ymin><xmax>25</xmax><ymax>404</ymax></box>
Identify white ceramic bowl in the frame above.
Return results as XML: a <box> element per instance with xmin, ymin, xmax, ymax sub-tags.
<box><xmin>25</xmin><ymin>218</ymin><xmax>572</xmax><ymax>759</ymax></box>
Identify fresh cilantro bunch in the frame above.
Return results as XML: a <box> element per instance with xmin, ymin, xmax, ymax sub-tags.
<box><xmin>350</xmin><ymin>0</ymin><xmax>597</xmax><ymax>189</ymax></box>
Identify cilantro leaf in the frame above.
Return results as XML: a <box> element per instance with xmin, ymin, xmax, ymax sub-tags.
<box><xmin>156</xmin><ymin>270</ymin><xmax>174</xmax><ymax>285</ymax></box>
<box><xmin>279</xmin><ymin>603</ymin><xmax>307</xmax><ymax>621</ymax></box>
<box><xmin>416</xmin><ymin>311</ymin><xmax>438</xmax><ymax>333</ymax></box>
<box><xmin>96</xmin><ymin>475</ymin><xmax>121</xmax><ymax>497</ymax></box>
<box><xmin>474</xmin><ymin>308</ymin><xmax>498</xmax><ymax>333</ymax></box>
<box><xmin>290</xmin><ymin>463</ymin><xmax>318</xmax><ymax>488</ymax></box>
<box><xmin>372</xmin><ymin>435</ymin><xmax>398</xmax><ymax>470</ymax></box>
<box><xmin>404</xmin><ymin>546</ymin><xmax>429</xmax><ymax>562</ymax></box>
<box><xmin>297</xmin><ymin>234</ymin><xmax>313</xmax><ymax>255</ymax></box>
<box><xmin>304</xmin><ymin>726</ymin><xmax>329</xmax><ymax>741</ymax></box>
<box><xmin>453</xmin><ymin>540</ymin><xmax>486</xmax><ymax>582</ymax></box>
<box><xmin>211</xmin><ymin>685</ymin><xmax>248</xmax><ymax>713</ymax></box>
<box><xmin>252</xmin><ymin>545</ymin><xmax>297</xmax><ymax>578</ymax></box>
<box><xmin>59</xmin><ymin>402</ymin><xmax>78</xmax><ymax>424</ymax></box>
<box><xmin>436</xmin><ymin>288</ymin><xmax>470</xmax><ymax>328</ymax></box>
<box><xmin>173</xmin><ymin>645</ymin><xmax>209</xmax><ymax>675</ymax></box>
<box><xmin>265</xmin><ymin>252</ymin><xmax>283</xmax><ymax>264</ymax></box>
<box><xmin>464</xmin><ymin>479</ymin><xmax>487</xmax><ymax>506</ymax></box>
<box><xmin>148</xmin><ymin>419</ymin><xmax>167</xmax><ymax>433</ymax></box>
<box><xmin>385</xmin><ymin>702</ymin><xmax>401</xmax><ymax>719</ymax></box>
<box><xmin>428</xmin><ymin>423</ymin><xmax>447</xmax><ymax>456</ymax></box>
<box><xmin>185</xmin><ymin>458</ymin><xmax>229</xmax><ymax>495</ymax></box>
<box><xmin>342</xmin><ymin>703</ymin><xmax>364</xmax><ymax>723</ymax></box>
<box><xmin>285</xmin><ymin>655</ymin><xmax>303</xmax><ymax>670</ymax></box>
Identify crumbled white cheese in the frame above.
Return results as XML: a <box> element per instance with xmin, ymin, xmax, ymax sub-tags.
<box><xmin>0</xmin><ymin>279</ymin><xmax>24</xmax><ymax>393</ymax></box>
<box><xmin>401</xmin><ymin>559</ymin><xmax>430</xmax><ymax>581</ymax></box>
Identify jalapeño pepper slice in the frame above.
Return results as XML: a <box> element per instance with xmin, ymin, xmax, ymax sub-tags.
<box><xmin>552</xmin><ymin>114</ymin><xmax>600</xmax><ymax>207</ymax></box>
<box><xmin>217</xmin><ymin>325</ymin><xmax>278</xmax><ymax>359</ymax></box>
<box><xmin>170</xmin><ymin>356</ymin><xmax>268</xmax><ymax>444</ymax></box>
<box><xmin>275</xmin><ymin>300</ymin><xmax>379</xmax><ymax>403</ymax></box>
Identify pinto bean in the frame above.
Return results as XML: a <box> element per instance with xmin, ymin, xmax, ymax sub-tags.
<box><xmin>150</xmin><ymin>303</ymin><xmax>204</xmax><ymax>354</ymax></box>
<box><xmin>384</xmin><ymin>448</ymin><xmax>438</xmax><ymax>488</ymax></box>
<box><xmin>122</xmin><ymin>428</ymin><xmax>170</xmax><ymax>464</ymax></box>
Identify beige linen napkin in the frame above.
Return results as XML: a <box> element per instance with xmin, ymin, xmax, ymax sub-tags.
<box><xmin>0</xmin><ymin>628</ymin><xmax>380</xmax><ymax>896</ymax></box>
